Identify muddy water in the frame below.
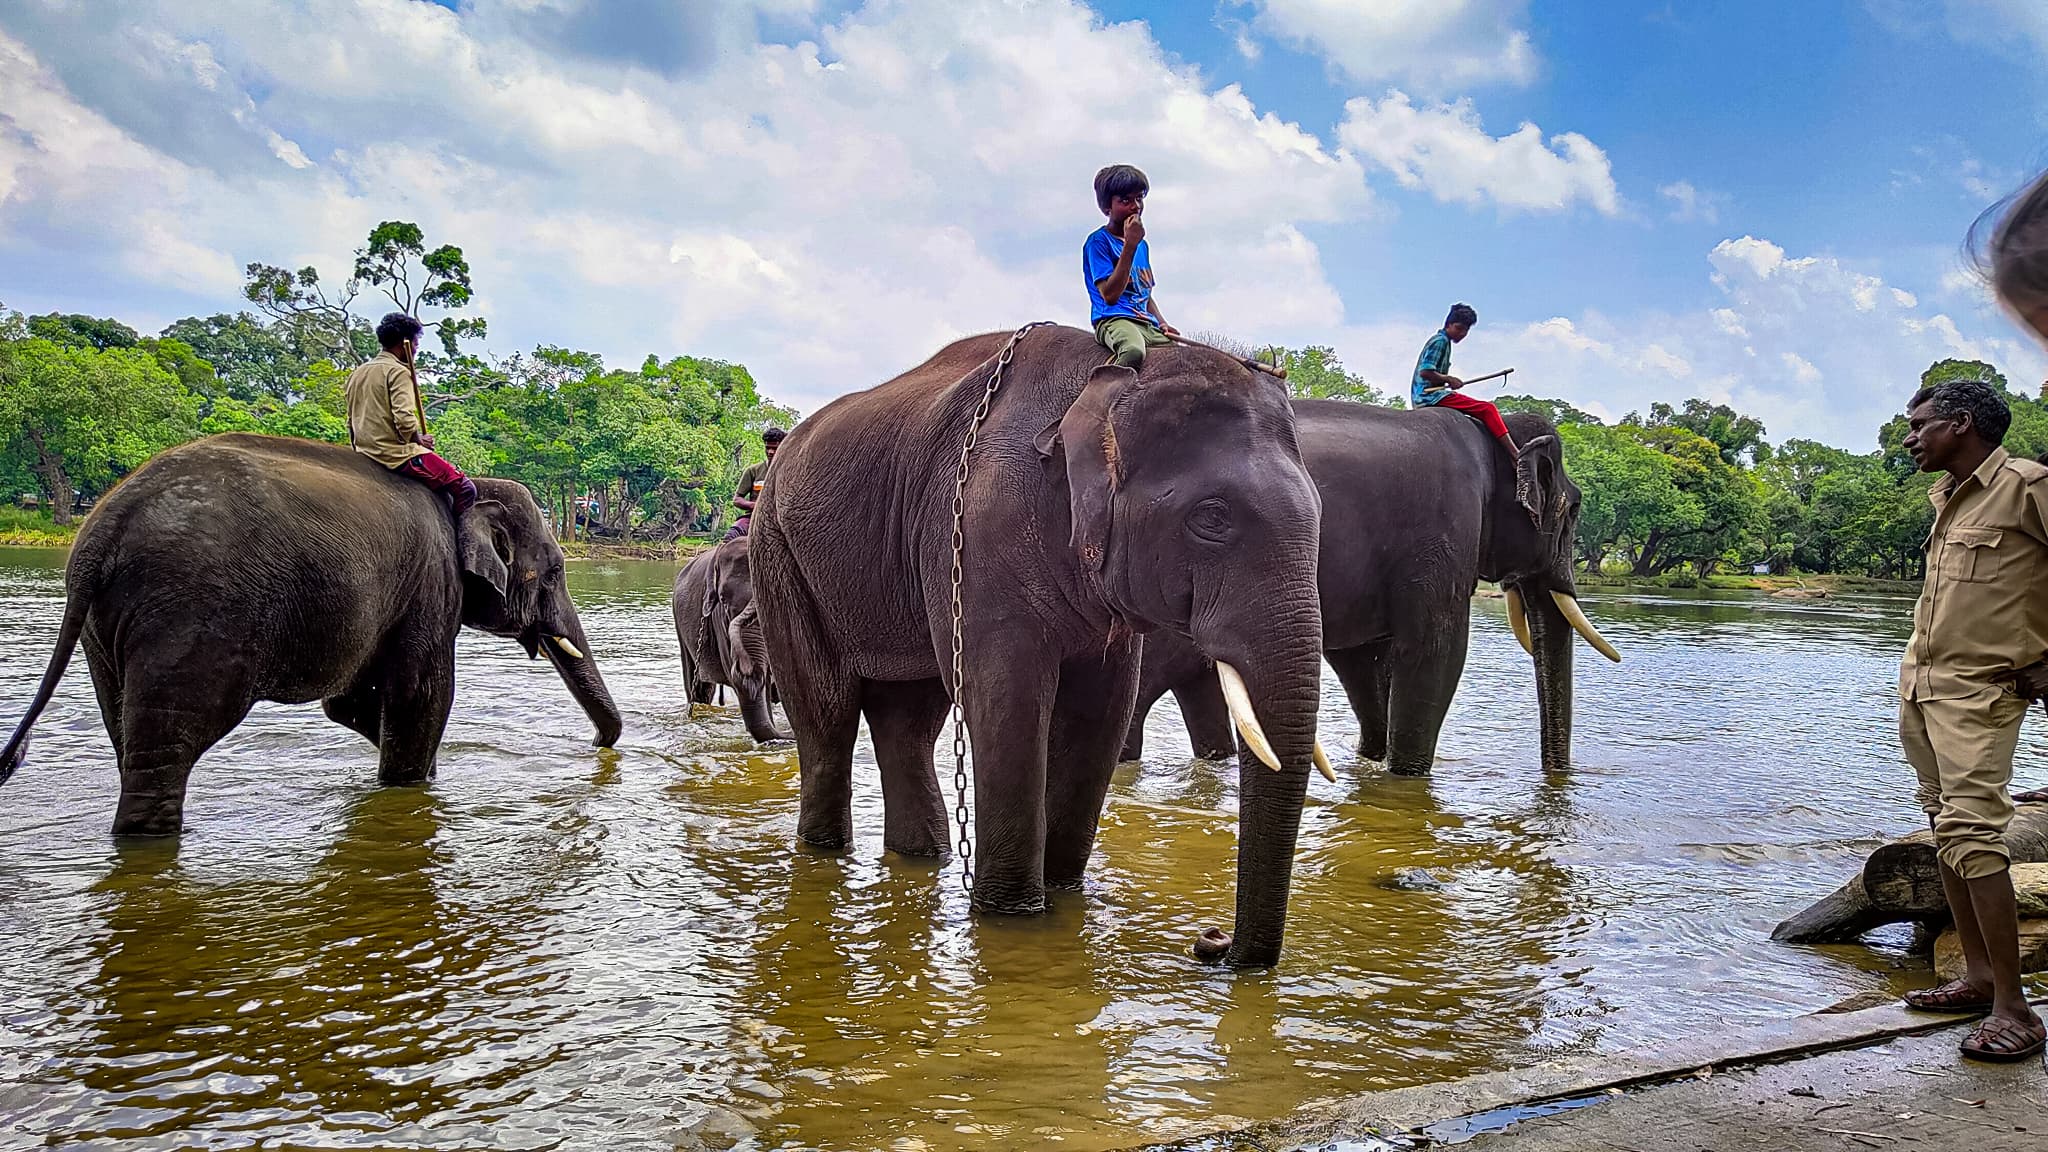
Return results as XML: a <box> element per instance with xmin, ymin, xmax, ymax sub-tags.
<box><xmin>0</xmin><ymin>548</ymin><xmax>2036</xmax><ymax>1150</ymax></box>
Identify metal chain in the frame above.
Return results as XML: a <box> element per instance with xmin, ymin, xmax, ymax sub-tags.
<box><xmin>948</xmin><ymin>321</ymin><xmax>1054</xmax><ymax>896</ymax></box>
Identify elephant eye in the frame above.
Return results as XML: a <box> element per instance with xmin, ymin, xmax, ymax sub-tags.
<box><xmin>1186</xmin><ymin>498</ymin><xmax>1235</xmax><ymax>544</ymax></box>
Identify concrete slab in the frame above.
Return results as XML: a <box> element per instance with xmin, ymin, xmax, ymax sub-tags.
<box><xmin>1140</xmin><ymin>999</ymin><xmax>2046</xmax><ymax>1151</ymax></box>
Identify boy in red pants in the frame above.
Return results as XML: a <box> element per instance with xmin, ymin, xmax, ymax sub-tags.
<box><xmin>346</xmin><ymin>313</ymin><xmax>478</xmax><ymax>516</ymax></box>
<box><xmin>1413</xmin><ymin>303</ymin><xmax>1534</xmax><ymax>521</ymax></box>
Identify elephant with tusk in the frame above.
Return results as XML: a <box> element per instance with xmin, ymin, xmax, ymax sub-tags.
<box><xmin>0</xmin><ymin>434</ymin><xmax>622</xmax><ymax>835</ymax></box>
<box><xmin>1124</xmin><ymin>405</ymin><xmax>1616</xmax><ymax>777</ymax></box>
<box><xmin>752</xmin><ymin>325</ymin><xmax>1329</xmax><ymax>968</ymax></box>
<box><xmin>673</xmin><ymin>535</ymin><xmax>787</xmax><ymax>744</ymax></box>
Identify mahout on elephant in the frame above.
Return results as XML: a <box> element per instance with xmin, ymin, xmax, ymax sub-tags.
<box><xmin>1122</xmin><ymin>403</ymin><xmax>1617</xmax><ymax>777</ymax></box>
<box><xmin>673</xmin><ymin>534</ymin><xmax>786</xmax><ymax>743</ymax></box>
<box><xmin>752</xmin><ymin>324</ymin><xmax>1332</xmax><ymax>967</ymax></box>
<box><xmin>0</xmin><ymin>433</ymin><xmax>623</xmax><ymax>834</ymax></box>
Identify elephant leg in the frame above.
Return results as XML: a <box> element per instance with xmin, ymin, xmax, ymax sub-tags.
<box><xmin>1118</xmin><ymin>678</ymin><xmax>1167</xmax><ymax>763</ymax></box>
<box><xmin>321</xmin><ymin>682</ymin><xmax>383</xmax><ymax>747</ymax></box>
<box><xmin>1326</xmin><ymin>642</ymin><xmax>1392</xmax><ymax>762</ymax></box>
<box><xmin>1043</xmin><ymin>643</ymin><xmax>1141</xmax><ymax>891</ymax></box>
<box><xmin>84</xmin><ymin>638</ymin><xmax>124</xmax><ymax>763</ymax></box>
<box><xmin>962</xmin><ymin>637</ymin><xmax>1059</xmax><ymax>915</ymax></box>
<box><xmin>789</xmin><ymin>672</ymin><xmax>861</xmax><ymax>851</ymax></box>
<box><xmin>375</xmin><ymin>642</ymin><xmax>455</xmax><ymax>787</ymax></box>
<box><xmin>111</xmin><ymin>670</ymin><xmax>252</xmax><ymax>836</ymax></box>
<box><xmin>1383</xmin><ymin>616</ymin><xmax>1467</xmax><ymax>777</ymax></box>
<box><xmin>1172</xmin><ymin>675</ymin><xmax>1237</xmax><ymax>762</ymax></box>
<box><xmin>861</xmin><ymin>677</ymin><xmax>952</xmax><ymax>858</ymax></box>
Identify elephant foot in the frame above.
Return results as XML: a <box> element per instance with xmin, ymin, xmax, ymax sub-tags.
<box><xmin>378</xmin><ymin>764</ymin><xmax>436</xmax><ymax>786</ymax></box>
<box><xmin>1045</xmin><ymin>875</ymin><xmax>1085</xmax><ymax>892</ymax></box>
<box><xmin>1385</xmin><ymin>758</ymin><xmax>1433</xmax><ymax>777</ymax></box>
<box><xmin>112</xmin><ymin>797</ymin><xmax>184</xmax><ymax>838</ymax></box>
<box><xmin>882</xmin><ymin>834</ymin><xmax>948</xmax><ymax>859</ymax></box>
<box><xmin>970</xmin><ymin>883</ymin><xmax>1048</xmax><ymax>917</ymax></box>
<box><xmin>796</xmin><ymin>830</ymin><xmax>852</xmax><ymax>853</ymax></box>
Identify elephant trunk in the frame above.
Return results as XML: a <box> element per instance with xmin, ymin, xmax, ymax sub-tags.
<box><xmin>1197</xmin><ymin>586</ymin><xmax>1322</xmax><ymax>969</ymax></box>
<box><xmin>1524</xmin><ymin>581</ymin><xmax>1574</xmax><ymax>774</ymax></box>
<box><xmin>544</xmin><ymin>616</ymin><xmax>623</xmax><ymax>748</ymax></box>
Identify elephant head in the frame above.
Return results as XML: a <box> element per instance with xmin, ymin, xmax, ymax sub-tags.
<box><xmin>456</xmin><ymin>479</ymin><xmax>623</xmax><ymax>748</ymax></box>
<box><xmin>1487</xmin><ymin>413</ymin><xmax>1619</xmax><ymax>774</ymax></box>
<box><xmin>701</xmin><ymin>536</ymin><xmax>785</xmax><ymax>743</ymax></box>
<box><xmin>1042</xmin><ymin>358</ymin><xmax>1324</xmax><ymax>968</ymax></box>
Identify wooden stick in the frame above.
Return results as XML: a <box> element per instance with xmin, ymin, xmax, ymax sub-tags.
<box><xmin>1460</xmin><ymin>367</ymin><xmax>1515</xmax><ymax>387</ymax></box>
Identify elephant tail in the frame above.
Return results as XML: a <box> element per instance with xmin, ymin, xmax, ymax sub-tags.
<box><xmin>0</xmin><ymin>593</ymin><xmax>86</xmax><ymax>785</ymax></box>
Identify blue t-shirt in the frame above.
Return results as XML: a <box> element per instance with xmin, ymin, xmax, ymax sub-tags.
<box><xmin>1083</xmin><ymin>226</ymin><xmax>1155</xmax><ymax>326</ymax></box>
<box><xmin>1412</xmin><ymin>330</ymin><xmax>1453</xmax><ymax>408</ymax></box>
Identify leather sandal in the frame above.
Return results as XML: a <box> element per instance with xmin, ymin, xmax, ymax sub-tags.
<box><xmin>1903</xmin><ymin>978</ymin><xmax>1994</xmax><ymax>1014</ymax></box>
<box><xmin>1959</xmin><ymin>1012</ymin><xmax>2046</xmax><ymax>1063</ymax></box>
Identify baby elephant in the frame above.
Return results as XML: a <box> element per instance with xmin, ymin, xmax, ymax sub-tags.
<box><xmin>673</xmin><ymin>536</ymin><xmax>786</xmax><ymax>743</ymax></box>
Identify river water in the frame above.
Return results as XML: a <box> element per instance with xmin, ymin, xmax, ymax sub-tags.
<box><xmin>1</xmin><ymin>547</ymin><xmax>2040</xmax><ymax>1150</ymax></box>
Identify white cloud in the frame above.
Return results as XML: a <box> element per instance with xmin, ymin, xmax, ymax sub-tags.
<box><xmin>0</xmin><ymin>0</ymin><xmax>1373</xmax><ymax>413</ymax></box>
<box><xmin>1336</xmin><ymin>91</ymin><xmax>1619</xmax><ymax>216</ymax></box>
<box><xmin>1658</xmin><ymin>180</ymin><xmax>1724</xmax><ymax>224</ymax></box>
<box><xmin>1241</xmin><ymin>0</ymin><xmax>1537</xmax><ymax>90</ymax></box>
<box><xmin>1318</xmin><ymin>235</ymin><xmax>2044</xmax><ymax>450</ymax></box>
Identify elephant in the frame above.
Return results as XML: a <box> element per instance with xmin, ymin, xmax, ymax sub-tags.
<box><xmin>0</xmin><ymin>433</ymin><xmax>623</xmax><ymax>834</ymax></box>
<box><xmin>673</xmin><ymin>535</ymin><xmax>786</xmax><ymax>743</ymax></box>
<box><xmin>1121</xmin><ymin>403</ymin><xmax>1618</xmax><ymax>777</ymax></box>
<box><xmin>752</xmin><ymin>324</ymin><xmax>1330</xmax><ymax>968</ymax></box>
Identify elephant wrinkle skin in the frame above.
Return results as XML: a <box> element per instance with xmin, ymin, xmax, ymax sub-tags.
<box><xmin>0</xmin><ymin>433</ymin><xmax>623</xmax><ymax>835</ymax></box>
<box><xmin>751</xmin><ymin>325</ymin><xmax>1324</xmax><ymax>968</ymax></box>
<box><xmin>674</xmin><ymin>536</ymin><xmax>788</xmax><ymax>743</ymax></box>
<box><xmin>1124</xmin><ymin>405</ymin><xmax>1588</xmax><ymax>778</ymax></box>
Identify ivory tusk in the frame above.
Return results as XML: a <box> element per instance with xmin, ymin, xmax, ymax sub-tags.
<box><xmin>1312</xmin><ymin>740</ymin><xmax>1338</xmax><ymax>783</ymax></box>
<box><xmin>1504</xmin><ymin>587</ymin><xmax>1534</xmax><ymax>657</ymax></box>
<box><xmin>1215</xmin><ymin>662</ymin><xmax>1282</xmax><ymax>771</ymax></box>
<box><xmin>551</xmin><ymin>635</ymin><xmax>586</xmax><ymax>660</ymax></box>
<box><xmin>1549</xmin><ymin>591</ymin><xmax>1620</xmax><ymax>663</ymax></box>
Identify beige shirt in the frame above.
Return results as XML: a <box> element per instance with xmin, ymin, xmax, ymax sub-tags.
<box><xmin>1900</xmin><ymin>447</ymin><xmax>2048</xmax><ymax>701</ymax></box>
<box><xmin>345</xmin><ymin>350</ymin><xmax>429</xmax><ymax>470</ymax></box>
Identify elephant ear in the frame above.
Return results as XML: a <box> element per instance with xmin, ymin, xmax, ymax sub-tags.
<box><xmin>458</xmin><ymin>499</ymin><xmax>512</xmax><ymax>601</ymax></box>
<box><xmin>1055</xmin><ymin>364</ymin><xmax>1137</xmax><ymax>573</ymax></box>
<box><xmin>1516</xmin><ymin>434</ymin><xmax>1564</xmax><ymax>527</ymax></box>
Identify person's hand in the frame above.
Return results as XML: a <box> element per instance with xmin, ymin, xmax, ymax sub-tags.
<box><xmin>417</xmin><ymin>433</ymin><xmax>436</xmax><ymax>450</ymax></box>
<box><xmin>1160</xmin><ymin>322</ymin><xmax>1180</xmax><ymax>337</ymax></box>
<box><xmin>1443</xmin><ymin>376</ymin><xmax>1464</xmax><ymax>390</ymax></box>
<box><xmin>2016</xmin><ymin>661</ymin><xmax>2048</xmax><ymax>706</ymax></box>
<box><xmin>1124</xmin><ymin>213</ymin><xmax>1145</xmax><ymax>246</ymax></box>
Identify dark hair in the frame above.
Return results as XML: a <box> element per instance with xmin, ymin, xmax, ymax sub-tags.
<box><xmin>1972</xmin><ymin>168</ymin><xmax>2048</xmax><ymax>313</ymax></box>
<box><xmin>762</xmin><ymin>426</ymin><xmax>787</xmax><ymax>443</ymax></box>
<box><xmin>1909</xmin><ymin>378</ymin><xmax>2011</xmax><ymax>445</ymax></box>
<box><xmin>1094</xmin><ymin>164</ymin><xmax>1149</xmax><ymax>213</ymax></box>
<box><xmin>1445</xmin><ymin>303</ymin><xmax>1478</xmax><ymax>328</ymax></box>
<box><xmin>376</xmin><ymin>312</ymin><xmax>424</xmax><ymax>351</ymax></box>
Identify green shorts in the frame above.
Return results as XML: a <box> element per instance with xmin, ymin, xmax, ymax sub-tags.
<box><xmin>1095</xmin><ymin>316</ymin><xmax>1172</xmax><ymax>370</ymax></box>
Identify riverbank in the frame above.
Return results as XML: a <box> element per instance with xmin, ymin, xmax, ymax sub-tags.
<box><xmin>1145</xmin><ymin>999</ymin><xmax>2046</xmax><ymax>1151</ymax></box>
<box><xmin>1578</xmin><ymin>571</ymin><xmax>1921</xmax><ymax>595</ymax></box>
<box><xmin>0</xmin><ymin>516</ymin><xmax>708</xmax><ymax>561</ymax></box>
<box><xmin>0</xmin><ymin>509</ymin><xmax>76</xmax><ymax>548</ymax></box>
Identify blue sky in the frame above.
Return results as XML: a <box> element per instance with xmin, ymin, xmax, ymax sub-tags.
<box><xmin>3</xmin><ymin>0</ymin><xmax>2046</xmax><ymax>448</ymax></box>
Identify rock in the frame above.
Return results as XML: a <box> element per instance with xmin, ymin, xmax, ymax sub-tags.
<box><xmin>675</xmin><ymin>1106</ymin><xmax>757</xmax><ymax>1151</ymax></box>
<box><xmin>1771</xmin><ymin>587</ymin><xmax>1829</xmax><ymax>599</ymax></box>
<box><xmin>1379</xmin><ymin>867</ymin><xmax>1448</xmax><ymax>892</ymax></box>
<box><xmin>1933</xmin><ymin>918</ymin><xmax>2048</xmax><ymax>982</ymax></box>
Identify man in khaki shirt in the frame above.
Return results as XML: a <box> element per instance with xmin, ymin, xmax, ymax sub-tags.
<box><xmin>346</xmin><ymin>313</ymin><xmax>477</xmax><ymax>515</ymax></box>
<box><xmin>1896</xmin><ymin>378</ymin><xmax>2047</xmax><ymax>1062</ymax></box>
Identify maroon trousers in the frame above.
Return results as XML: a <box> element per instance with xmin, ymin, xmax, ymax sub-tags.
<box><xmin>397</xmin><ymin>452</ymin><xmax>478</xmax><ymax>515</ymax></box>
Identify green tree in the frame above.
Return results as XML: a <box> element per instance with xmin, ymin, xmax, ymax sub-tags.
<box><xmin>26</xmin><ymin>312</ymin><xmax>140</xmax><ymax>351</ymax></box>
<box><xmin>0</xmin><ymin>334</ymin><xmax>199</xmax><ymax>522</ymax></box>
<box><xmin>1644</xmin><ymin>398</ymin><xmax>1770</xmax><ymax>465</ymax></box>
<box><xmin>1496</xmin><ymin>394</ymin><xmax>1602</xmax><ymax>426</ymax></box>
<box><xmin>354</xmin><ymin>221</ymin><xmax>488</xmax><ymax>358</ymax></box>
<box><xmin>161</xmin><ymin>312</ymin><xmax>310</xmax><ymax>401</ymax></box>
<box><xmin>1273</xmin><ymin>345</ymin><xmax>1397</xmax><ymax>406</ymax></box>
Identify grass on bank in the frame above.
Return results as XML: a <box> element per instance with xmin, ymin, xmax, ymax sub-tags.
<box><xmin>0</xmin><ymin>507</ymin><xmax>77</xmax><ymax>547</ymax></box>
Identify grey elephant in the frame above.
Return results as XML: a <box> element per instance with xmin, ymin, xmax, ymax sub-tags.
<box><xmin>673</xmin><ymin>535</ymin><xmax>786</xmax><ymax>743</ymax></box>
<box><xmin>753</xmin><ymin>325</ymin><xmax>1335</xmax><ymax>968</ymax></box>
<box><xmin>1122</xmin><ymin>403</ymin><xmax>1617</xmax><ymax>776</ymax></box>
<box><xmin>0</xmin><ymin>433</ymin><xmax>623</xmax><ymax>834</ymax></box>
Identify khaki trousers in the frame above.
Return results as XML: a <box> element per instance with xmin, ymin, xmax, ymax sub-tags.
<box><xmin>1095</xmin><ymin>316</ymin><xmax>1171</xmax><ymax>370</ymax></box>
<box><xmin>1899</xmin><ymin>683</ymin><xmax>2029</xmax><ymax>880</ymax></box>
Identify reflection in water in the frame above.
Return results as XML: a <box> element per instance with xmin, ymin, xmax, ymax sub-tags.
<box><xmin>2</xmin><ymin>551</ymin><xmax>2037</xmax><ymax>1151</ymax></box>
